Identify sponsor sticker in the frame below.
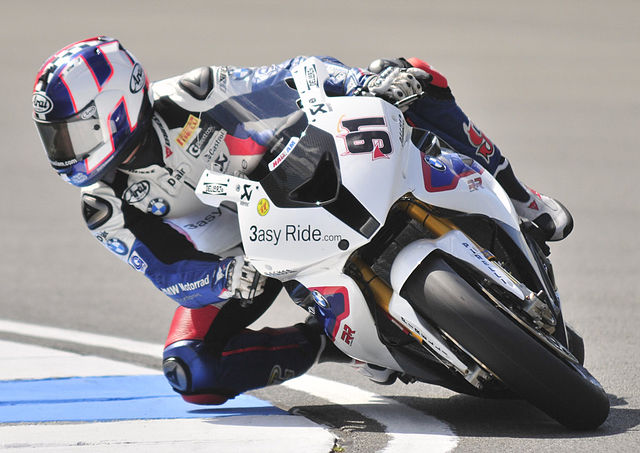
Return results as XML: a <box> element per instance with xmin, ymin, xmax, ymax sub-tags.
<box><xmin>425</xmin><ymin>156</ymin><xmax>446</xmax><ymax>171</ymax></box>
<box><xmin>32</xmin><ymin>92</ymin><xmax>53</xmax><ymax>114</ymax></box>
<box><xmin>263</xmin><ymin>268</ymin><xmax>295</xmax><ymax>277</ymax></box>
<box><xmin>175</xmin><ymin>114</ymin><xmax>201</xmax><ymax>147</ymax></box>
<box><xmin>239</xmin><ymin>184</ymin><xmax>253</xmax><ymax>201</ymax></box>
<box><xmin>341</xmin><ymin>324</ymin><xmax>356</xmax><ymax>346</ymax></box>
<box><xmin>80</xmin><ymin>105</ymin><xmax>97</xmax><ymax>119</ymax></box>
<box><xmin>269</xmin><ymin>137</ymin><xmax>298</xmax><ymax>171</ymax></box>
<box><xmin>187</xmin><ymin>125</ymin><xmax>215</xmax><ymax>157</ymax></box>
<box><xmin>305</xmin><ymin>64</ymin><xmax>318</xmax><ymax>89</ymax></box>
<box><xmin>128</xmin><ymin>251</ymin><xmax>148</xmax><ymax>273</ymax></box>
<box><xmin>461</xmin><ymin>242</ymin><xmax>510</xmax><ymax>287</ymax></box>
<box><xmin>257</xmin><ymin>198</ymin><xmax>270</xmax><ymax>216</ymax></box>
<box><xmin>152</xmin><ymin>116</ymin><xmax>171</xmax><ymax>148</ymax></box>
<box><xmin>147</xmin><ymin>197</ymin><xmax>170</xmax><ymax>216</ymax></box>
<box><xmin>123</xmin><ymin>181</ymin><xmax>150</xmax><ymax>203</ymax></box>
<box><xmin>184</xmin><ymin>208</ymin><xmax>222</xmax><ymax>230</ymax></box>
<box><xmin>202</xmin><ymin>182</ymin><xmax>228</xmax><ymax>195</ymax></box>
<box><xmin>248</xmin><ymin>224</ymin><xmax>342</xmax><ymax>246</ymax></box>
<box><xmin>106</xmin><ymin>238</ymin><xmax>128</xmax><ymax>255</ymax></box>
<box><xmin>160</xmin><ymin>274</ymin><xmax>211</xmax><ymax>297</ymax></box>
<box><xmin>202</xmin><ymin>130</ymin><xmax>228</xmax><ymax>170</ymax></box>
<box><xmin>129</xmin><ymin>63</ymin><xmax>145</xmax><ymax>93</ymax></box>
<box><xmin>467</xmin><ymin>177</ymin><xmax>483</xmax><ymax>192</ymax></box>
<box><xmin>218</xmin><ymin>66</ymin><xmax>228</xmax><ymax>92</ymax></box>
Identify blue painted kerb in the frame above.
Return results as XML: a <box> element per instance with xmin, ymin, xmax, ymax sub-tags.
<box><xmin>0</xmin><ymin>375</ymin><xmax>285</xmax><ymax>423</ymax></box>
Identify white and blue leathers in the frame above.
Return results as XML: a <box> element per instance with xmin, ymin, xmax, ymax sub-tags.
<box><xmin>80</xmin><ymin>56</ymin><xmax>372</xmax><ymax>308</ymax></box>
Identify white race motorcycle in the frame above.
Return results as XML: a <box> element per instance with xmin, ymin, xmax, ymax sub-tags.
<box><xmin>196</xmin><ymin>58</ymin><xmax>609</xmax><ymax>429</ymax></box>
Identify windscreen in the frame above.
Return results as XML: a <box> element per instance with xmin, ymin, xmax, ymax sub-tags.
<box><xmin>260</xmin><ymin>125</ymin><xmax>341</xmax><ymax>208</ymax></box>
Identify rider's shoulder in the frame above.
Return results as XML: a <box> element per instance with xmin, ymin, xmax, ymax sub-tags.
<box><xmin>151</xmin><ymin>66</ymin><xmax>228</xmax><ymax>114</ymax></box>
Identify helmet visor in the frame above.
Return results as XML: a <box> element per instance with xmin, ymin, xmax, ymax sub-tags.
<box><xmin>35</xmin><ymin>103</ymin><xmax>104</xmax><ymax>168</ymax></box>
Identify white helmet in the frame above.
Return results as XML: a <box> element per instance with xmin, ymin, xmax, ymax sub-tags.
<box><xmin>33</xmin><ymin>36</ymin><xmax>152</xmax><ymax>186</ymax></box>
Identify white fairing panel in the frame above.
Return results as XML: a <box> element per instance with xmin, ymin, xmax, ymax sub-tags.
<box><xmin>296</xmin><ymin>271</ymin><xmax>402</xmax><ymax>371</ymax></box>
<box><xmin>407</xmin><ymin>149</ymin><xmax>520</xmax><ymax>230</ymax></box>
<box><xmin>389</xmin><ymin>230</ymin><xmax>525</xmax><ymax>300</ymax></box>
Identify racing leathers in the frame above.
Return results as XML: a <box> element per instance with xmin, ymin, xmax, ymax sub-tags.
<box><xmin>79</xmin><ymin>56</ymin><xmax>509</xmax><ymax>403</ymax></box>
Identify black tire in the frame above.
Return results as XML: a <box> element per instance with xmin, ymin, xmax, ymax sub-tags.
<box><xmin>405</xmin><ymin>257</ymin><xmax>609</xmax><ymax>430</ymax></box>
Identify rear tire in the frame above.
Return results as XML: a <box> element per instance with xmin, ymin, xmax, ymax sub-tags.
<box><xmin>405</xmin><ymin>257</ymin><xmax>609</xmax><ymax>430</ymax></box>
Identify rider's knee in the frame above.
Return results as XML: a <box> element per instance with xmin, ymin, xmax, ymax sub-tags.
<box><xmin>162</xmin><ymin>339</ymin><xmax>235</xmax><ymax>405</ymax></box>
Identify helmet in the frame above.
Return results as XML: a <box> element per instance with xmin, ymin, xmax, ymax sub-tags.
<box><xmin>33</xmin><ymin>36</ymin><xmax>152</xmax><ymax>186</ymax></box>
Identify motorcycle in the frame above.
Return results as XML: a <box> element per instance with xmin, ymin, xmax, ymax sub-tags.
<box><xmin>195</xmin><ymin>57</ymin><xmax>609</xmax><ymax>429</ymax></box>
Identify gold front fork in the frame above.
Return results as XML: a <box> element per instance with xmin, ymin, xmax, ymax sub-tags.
<box><xmin>392</xmin><ymin>198</ymin><xmax>457</xmax><ymax>238</ymax></box>
<box><xmin>347</xmin><ymin>195</ymin><xmax>456</xmax><ymax>316</ymax></box>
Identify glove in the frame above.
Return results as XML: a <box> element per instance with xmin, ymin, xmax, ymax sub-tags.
<box><xmin>363</xmin><ymin>66</ymin><xmax>431</xmax><ymax>111</ymax></box>
<box><xmin>369</xmin><ymin>57</ymin><xmax>453</xmax><ymax>101</ymax></box>
<box><xmin>368</xmin><ymin>57</ymin><xmax>412</xmax><ymax>73</ymax></box>
<box><xmin>219</xmin><ymin>255</ymin><xmax>267</xmax><ymax>300</ymax></box>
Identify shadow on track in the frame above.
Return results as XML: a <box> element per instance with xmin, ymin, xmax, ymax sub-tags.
<box><xmin>387</xmin><ymin>393</ymin><xmax>639</xmax><ymax>438</ymax></box>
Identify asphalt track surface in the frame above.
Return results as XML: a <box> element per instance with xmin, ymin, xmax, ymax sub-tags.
<box><xmin>2</xmin><ymin>0</ymin><xmax>640</xmax><ymax>451</ymax></box>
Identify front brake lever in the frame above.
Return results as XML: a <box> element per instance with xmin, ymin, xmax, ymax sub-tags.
<box><xmin>394</xmin><ymin>91</ymin><xmax>425</xmax><ymax>111</ymax></box>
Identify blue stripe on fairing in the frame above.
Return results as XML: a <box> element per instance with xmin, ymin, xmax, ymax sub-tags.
<box><xmin>0</xmin><ymin>375</ymin><xmax>285</xmax><ymax>423</ymax></box>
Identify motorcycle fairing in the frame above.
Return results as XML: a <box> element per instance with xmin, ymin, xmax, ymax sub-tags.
<box><xmin>421</xmin><ymin>151</ymin><xmax>485</xmax><ymax>193</ymax></box>
<box><xmin>196</xmin><ymin>56</ymin><xmax>541</xmax><ymax>366</ymax></box>
<box><xmin>307</xmin><ymin>286</ymin><xmax>350</xmax><ymax>342</ymax></box>
<box><xmin>195</xmin><ymin>169</ymin><xmax>369</xmax><ymax>274</ymax></box>
<box><xmin>389</xmin><ymin>229</ymin><xmax>526</xmax><ymax>301</ymax></box>
<box><xmin>295</xmin><ymin>271</ymin><xmax>402</xmax><ymax>370</ymax></box>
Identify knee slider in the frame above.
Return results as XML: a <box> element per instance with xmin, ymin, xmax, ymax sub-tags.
<box><xmin>163</xmin><ymin>339</ymin><xmax>218</xmax><ymax>395</ymax></box>
<box><xmin>162</xmin><ymin>340</ymin><xmax>237</xmax><ymax>405</ymax></box>
<box><xmin>162</xmin><ymin>356</ymin><xmax>191</xmax><ymax>393</ymax></box>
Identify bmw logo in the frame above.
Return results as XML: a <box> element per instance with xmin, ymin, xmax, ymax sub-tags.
<box><xmin>147</xmin><ymin>198</ymin><xmax>170</xmax><ymax>216</ymax></box>
<box><xmin>425</xmin><ymin>156</ymin><xmax>446</xmax><ymax>171</ymax></box>
<box><xmin>106</xmin><ymin>238</ymin><xmax>129</xmax><ymax>255</ymax></box>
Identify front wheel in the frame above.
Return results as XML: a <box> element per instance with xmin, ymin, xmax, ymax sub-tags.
<box><xmin>404</xmin><ymin>257</ymin><xmax>609</xmax><ymax>430</ymax></box>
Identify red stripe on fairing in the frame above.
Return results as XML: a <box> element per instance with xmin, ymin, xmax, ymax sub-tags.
<box><xmin>58</xmin><ymin>73</ymin><xmax>77</xmax><ymax>113</ymax></box>
<box><xmin>421</xmin><ymin>157</ymin><xmax>476</xmax><ymax>193</ymax></box>
<box><xmin>224</xmin><ymin>134</ymin><xmax>267</xmax><ymax>156</ymax></box>
<box><xmin>221</xmin><ymin>344</ymin><xmax>300</xmax><ymax>357</ymax></box>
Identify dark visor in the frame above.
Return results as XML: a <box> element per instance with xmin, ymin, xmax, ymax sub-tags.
<box><xmin>35</xmin><ymin>103</ymin><xmax>104</xmax><ymax>167</ymax></box>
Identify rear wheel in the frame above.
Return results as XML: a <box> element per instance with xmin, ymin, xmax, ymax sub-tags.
<box><xmin>404</xmin><ymin>257</ymin><xmax>609</xmax><ymax>430</ymax></box>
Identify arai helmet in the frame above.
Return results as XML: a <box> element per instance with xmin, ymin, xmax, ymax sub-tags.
<box><xmin>33</xmin><ymin>36</ymin><xmax>151</xmax><ymax>186</ymax></box>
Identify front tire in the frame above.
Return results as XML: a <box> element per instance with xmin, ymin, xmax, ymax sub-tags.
<box><xmin>404</xmin><ymin>257</ymin><xmax>609</xmax><ymax>430</ymax></box>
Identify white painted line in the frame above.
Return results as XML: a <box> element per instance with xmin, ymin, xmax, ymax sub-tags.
<box><xmin>0</xmin><ymin>319</ymin><xmax>458</xmax><ymax>452</ymax></box>
<box><xmin>0</xmin><ymin>340</ymin><xmax>154</xmax><ymax>380</ymax></box>
<box><xmin>284</xmin><ymin>375</ymin><xmax>458</xmax><ymax>453</ymax></box>
<box><xmin>0</xmin><ymin>339</ymin><xmax>335</xmax><ymax>452</ymax></box>
<box><xmin>0</xmin><ymin>319</ymin><xmax>162</xmax><ymax>357</ymax></box>
<box><xmin>0</xmin><ymin>417</ymin><xmax>334</xmax><ymax>453</ymax></box>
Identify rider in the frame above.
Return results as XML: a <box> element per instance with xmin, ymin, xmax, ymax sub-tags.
<box><xmin>32</xmin><ymin>37</ymin><xmax>572</xmax><ymax>402</ymax></box>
